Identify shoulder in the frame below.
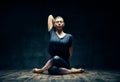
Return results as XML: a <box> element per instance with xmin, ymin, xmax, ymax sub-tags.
<box><xmin>48</xmin><ymin>27</ymin><xmax>56</xmax><ymax>34</ymax></box>
<box><xmin>65</xmin><ymin>33</ymin><xmax>73</xmax><ymax>41</ymax></box>
<box><xmin>66</xmin><ymin>33</ymin><xmax>72</xmax><ymax>38</ymax></box>
<box><xmin>49</xmin><ymin>27</ymin><xmax>55</xmax><ymax>32</ymax></box>
<box><xmin>48</xmin><ymin>27</ymin><xmax>56</xmax><ymax>36</ymax></box>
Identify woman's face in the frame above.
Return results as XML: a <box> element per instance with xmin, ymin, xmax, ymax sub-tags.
<box><xmin>54</xmin><ymin>17</ymin><xmax>64</xmax><ymax>30</ymax></box>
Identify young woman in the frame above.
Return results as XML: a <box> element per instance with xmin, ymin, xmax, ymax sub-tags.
<box><xmin>32</xmin><ymin>15</ymin><xmax>84</xmax><ymax>75</ymax></box>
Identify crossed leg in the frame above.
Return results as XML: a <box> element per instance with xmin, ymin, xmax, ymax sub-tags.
<box><xmin>32</xmin><ymin>56</ymin><xmax>84</xmax><ymax>74</ymax></box>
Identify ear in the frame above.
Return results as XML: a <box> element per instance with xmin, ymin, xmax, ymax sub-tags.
<box><xmin>63</xmin><ymin>22</ymin><xmax>65</xmax><ymax>27</ymax></box>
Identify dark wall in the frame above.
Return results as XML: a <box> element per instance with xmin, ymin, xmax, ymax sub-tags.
<box><xmin>0</xmin><ymin>0</ymin><xmax>119</xmax><ymax>70</ymax></box>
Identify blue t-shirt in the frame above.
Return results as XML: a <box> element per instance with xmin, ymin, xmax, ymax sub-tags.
<box><xmin>48</xmin><ymin>28</ymin><xmax>72</xmax><ymax>65</ymax></box>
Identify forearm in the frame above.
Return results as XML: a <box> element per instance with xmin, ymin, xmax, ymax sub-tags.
<box><xmin>48</xmin><ymin>15</ymin><xmax>54</xmax><ymax>31</ymax></box>
<box><xmin>69</xmin><ymin>47</ymin><xmax>72</xmax><ymax>57</ymax></box>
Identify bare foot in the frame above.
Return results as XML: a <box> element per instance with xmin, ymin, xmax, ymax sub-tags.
<box><xmin>32</xmin><ymin>68</ymin><xmax>44</xmax><ymax>73</ymax></box>
<box><xmin>71</xmin><ymin>68</ymin><xmax>84</xmax><ymax>73</ymax></box>
<box><xmin>77</xmin><ymin>68</ymin><xmax>84</xmax><ymax>73</ymax></box>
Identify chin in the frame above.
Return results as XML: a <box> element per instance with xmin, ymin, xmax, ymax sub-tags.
<box><xmin>55</xmin><ymin>27</ymin><xmax>62</xmax><ymax>29</ymax></box>
<box><xmin>58</xmin><ymin>27</ymin><xmax>63</xmax><ymax>30</ymax></box>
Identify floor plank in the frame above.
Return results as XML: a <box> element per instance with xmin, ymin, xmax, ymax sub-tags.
<box><xmin>0</xmin><ymin>69</ymin><xmax>120</xmax><ymax>82</ymax></box>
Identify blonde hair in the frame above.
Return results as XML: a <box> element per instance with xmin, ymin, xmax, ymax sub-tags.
<box><xmin>54</xmin><ymin>16</ymin><xmax>64</xmax><ymax>21</ymax></box>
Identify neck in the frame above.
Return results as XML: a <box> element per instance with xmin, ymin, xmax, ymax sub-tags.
<box><xmin>56</xmin><ymin>30</ymin><xmax>63</xmax><ymax>34</ymax></box>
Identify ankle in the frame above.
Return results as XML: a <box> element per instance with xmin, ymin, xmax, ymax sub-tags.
<box><xmin>41</xmin><ymin>68</ymin><xmax>44</xmax><ymax>71</ymax></box>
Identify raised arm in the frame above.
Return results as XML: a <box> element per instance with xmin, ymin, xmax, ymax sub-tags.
<box><xmin>48</xmin><ymin>15</ymin><xmax>54</xmax><ymax>32</ymax></box>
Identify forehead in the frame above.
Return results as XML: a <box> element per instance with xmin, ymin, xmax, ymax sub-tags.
<box><xmin>55</xmin><ymin>17</ymin><xmax>64</xmax><ymax>21</ymax></box>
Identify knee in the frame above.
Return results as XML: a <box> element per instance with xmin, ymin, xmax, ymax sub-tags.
<box><xmin>51</xmin><ymin>56</ymin><xmax>61</xmax><ymax>65</ymax></box>
<box><xmin>53</xmin><ymin>56</ymin><xmax>60</xmax><ymax>60</ymax></box>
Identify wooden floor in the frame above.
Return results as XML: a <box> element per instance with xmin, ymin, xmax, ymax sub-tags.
<box><xmin>0</xmin><ymin>69</ymin><xmax>120</xmax><ymax>82</ymax></box>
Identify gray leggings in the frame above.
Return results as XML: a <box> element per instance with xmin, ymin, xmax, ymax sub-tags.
<box><xmin>48</xmin><ymin>56</ymin><xmax>71</xmax><ymax>75</ymax></box>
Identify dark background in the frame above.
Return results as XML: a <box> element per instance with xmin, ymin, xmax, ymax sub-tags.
<box><xmin>0</xmin><ymin>0</ymin><xmax>119</xmax><ymax>70</ymax></box>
